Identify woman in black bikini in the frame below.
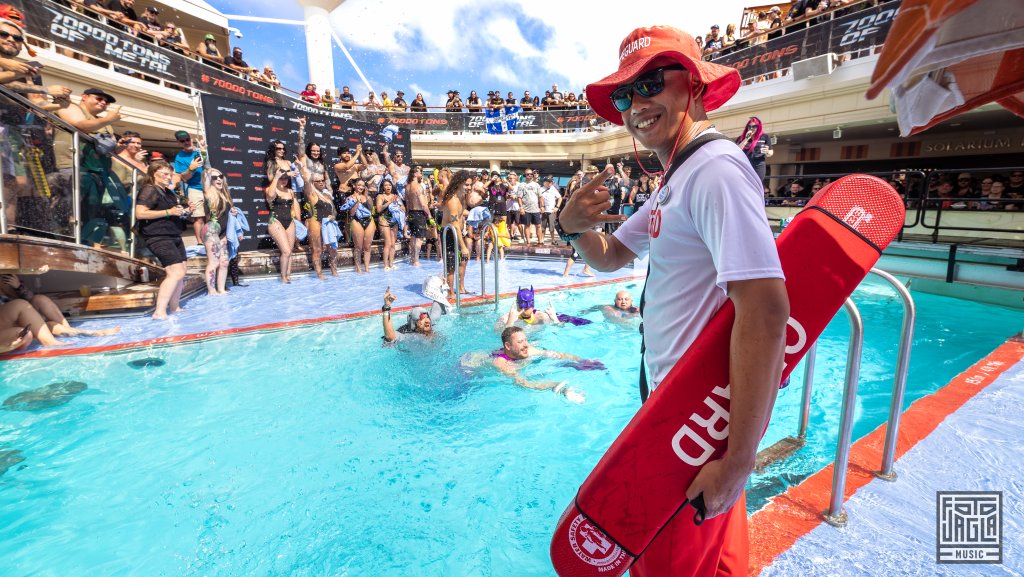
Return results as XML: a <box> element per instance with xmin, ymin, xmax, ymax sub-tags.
<box><xmin>296</xmin><ymin>125</ymin><xmax>338</xmax><ymax>280</ymax></box>
<box><xmin>375</xmin><ymin>179</ymin><xmax>399</xmax><ymax>271</ymax></box>
<box><xmin>348</xmin><ymin>179</ymin><xmax>376</xmax><ymax>274</ymax></box>
<box><xmin>265</xmin><ymin>166</ymin><xmax>301</xmax><ymax>283</ymax></box>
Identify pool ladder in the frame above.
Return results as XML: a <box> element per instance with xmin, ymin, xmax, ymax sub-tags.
<box><xmin>440</xmin><ymin>224</ymin><xmax>501</xmax><ymax>311</ymax></box>
<box><xmin>754</xmin><ymin>268</ymin><xmax>915</xmax><ymax>527</ymax></box>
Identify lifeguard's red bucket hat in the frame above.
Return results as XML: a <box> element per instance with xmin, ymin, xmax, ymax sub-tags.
<box><xmin>586</xmin><ymin>25</ymin><xmax>740</xmax><ymax>125</ymax></box>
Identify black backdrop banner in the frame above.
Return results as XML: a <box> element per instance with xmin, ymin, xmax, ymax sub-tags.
<box><xmin>712</xmin><ymin>2</ymin><xmax>899</xmax><ymax>78</ymax></box>
<box><xmin>201</xmin><ymin>94</ymin><xmax>412</xmax><ymax>252</ymax></box>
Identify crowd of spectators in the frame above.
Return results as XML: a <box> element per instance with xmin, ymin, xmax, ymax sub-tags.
<box><xmin>297</xmin><ymin>83</ymin><xmax>589</xmax><ymax>112</ymax></box>
<box><xmin>764</xmin><ymin>170</ymin><xmax>1023</xmax><ymax>212</ymax></box>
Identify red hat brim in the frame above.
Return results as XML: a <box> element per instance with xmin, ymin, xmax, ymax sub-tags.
<box><xmin>586</xmin><ymin>51</ymin><xmax>741</xmax><ymax>126</ymax></box>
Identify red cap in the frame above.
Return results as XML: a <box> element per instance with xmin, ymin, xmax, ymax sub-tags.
<box><xmin>586</xmin><ymin>25</ymin><xmax>740</xmax><ymax>126</ymax></box>
<box><xmin>0</xmin><ymin>5</ymin><xmax>36</xmax><ymax>56</ymax></box>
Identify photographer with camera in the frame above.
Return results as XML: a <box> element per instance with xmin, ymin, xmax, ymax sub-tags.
<box><xmin>172</xmin><ymin>130</ymin><xmax>207</xmax><ymax>244</ymax></box>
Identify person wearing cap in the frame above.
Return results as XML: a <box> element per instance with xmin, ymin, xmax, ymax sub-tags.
<box><xmin>224</xmin><ymin>47</ymin><xmax>255</xmax><ymax>78</ymax></box>
<box><xmin>195</xmin><ymin>33</ymin><xmax>221</xmax><ymax>61</ymax></box>
<box><xmin>393</xmin><ymin>90</ymin><xmax>408</xmax><ymax>111</ymax></box>
<box><xmin>138</xmin><ymin>6</ymin><xmax>169</xmax><ymax>40</ymax></box>
<box><xmin>704</xmin><ymin>24</ymin><xmax>722</xmax><ymax>57</ymax></box>
<box><xmin>556</xmin><ymin>25</ymin><xmax>788</xmax><ymax>576</ymax></box>
<box><xmin>0</xmin><ymin>8</ymin><xmax>71</xmax><ymax>106</ymax></box>
<box><xmin>56</xmin><ymin>87</ymin><xmax>129</xmax><ymax>249</ymax></box>
<box><xmin>381</xmin><ymin>287</ymin><xmax>441</xmax><ymax>344</ymax></box>
<box><xmin>170</xmin><ymin>130</ymin><xmax>207</xmax><ymax>245</ymax></box>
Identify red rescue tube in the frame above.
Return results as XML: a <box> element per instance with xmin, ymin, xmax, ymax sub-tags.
<box><xmin>550</xmin><ymin>174</ymin><xmax>906</xmax><ymax>577</ymax></box>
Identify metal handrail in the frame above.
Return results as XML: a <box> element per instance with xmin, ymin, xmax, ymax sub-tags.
<box><xmin>796</xmin><ymin>343</ymin><xmax>817</xmax><ymax>439</ymax></box>
<box><xmin>824</xmin><ymin>297</ymin><xmax>864</xmax><ymax>527</ymax></box>
<box><xmin>440</xmin><ymin>224</ymin><xmax>461</xmax><ymax>309</ymax></box>
<box><xmin>870</xmin><ymin>268</ymin><xmax>916</xmax><ymax>480</ymax></box>
<box><xmin>482</xmin><ymin>222</ymin><xmax>501</xmax><ymax>310</ymax></box>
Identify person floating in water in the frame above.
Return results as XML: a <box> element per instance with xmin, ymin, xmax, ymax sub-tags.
<box><xmin>601</xmin><ymin>290</ymin><xmax>641</xmax><ymax>325</ymax></box>
<box><xmin>499</xmin><ymin>286</ymin><xmax>561</xmax><ymax>329</ymax></box>
<box><xmin>463</xmin><ymin>326</ymin><xmax>603</xmax><ymax>403</ymax></box>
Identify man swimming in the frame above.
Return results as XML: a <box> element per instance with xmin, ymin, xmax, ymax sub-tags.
<box><xmin>465</xmin><ymin>326</ymin><xmax>600</xmax><ymax>402</ymax></box>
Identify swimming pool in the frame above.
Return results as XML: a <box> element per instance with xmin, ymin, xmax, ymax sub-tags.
<box><xmin>0</xmin><ymin>277</ymin><xmax>1020</xmax><ymax>576</ymax></box>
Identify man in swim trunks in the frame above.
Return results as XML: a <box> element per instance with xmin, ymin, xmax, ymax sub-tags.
<box><xmin>555</xmin><ymin>25</ymin><xmax>789</xmax><ymax>576</ymax></box>
<box><xmin>405</xmin><ymin>165</ymin><xmax>430</xmax><ymax>267</ymax></box>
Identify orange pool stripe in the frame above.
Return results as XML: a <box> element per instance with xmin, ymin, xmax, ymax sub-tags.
<box><xmin>1</xmin><ymin>274</ymin><xmax>642</xmax><ymax>361</ymax></box>
<box><xmin>748</xmin><ymin>337</ymin><xmax>1024</xmax><ymax>576</ymax></box>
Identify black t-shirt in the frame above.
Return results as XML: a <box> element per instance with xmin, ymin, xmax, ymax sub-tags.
<box><xmin>520</xmin><ymin>97</ymin><xmax>534</xmax><ymax>109</ymax></box>
<box><xmin>138</xmin><ymin>14</ymin><xmax>161</xmax><ymax>32</ymax></box>
<box><xmin>411</xmin><ymin>99</ymin><xmax>427</xmax><ymax>112</ymax></box>
<box><xmin>338</xmin><ymin>93</ymin><xmax>355</xmax><ymax>107</ymax></box>
<box><xmin>138</xmin><ymin>184</ymin><xmax>186</xmax><ymax>238</ymax></box>
<box><xmin>466</xmin><ymin>96</ymin><xmax>482</xmax><ymax>111</ymax></box>
<box><xmin>487</xmin><ymin>183</ymin><xmax>508</xmax><ymax>216</ymax></box>
<box><xmin>109</xmin><ymin>0</ymin><xmax>138</xmax><ymax>21</ymax></box>
<box><xmin>488</xmin><ymin>97</ymin><xmax>504</xmax><ymax>108</ymax></box>
<box><xmin>224</xmin><ymin>56</ymin><xmax>249</xmax><ymax>69</ymax></box>
<box><xmin>746</xmin><ymin>134</ymin><xmax>771</xmax><ymax>165</ymax></box>
<box><xmin>393</xmin><ymin>97</ymin><xmax>407</xmax><ymax>109</ymax></box>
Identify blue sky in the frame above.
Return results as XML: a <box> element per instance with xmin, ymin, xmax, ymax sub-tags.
<box><xmin>209</xmin><ymin>0</ymin><xmax>752</xmax><ymax>107</ymax></box>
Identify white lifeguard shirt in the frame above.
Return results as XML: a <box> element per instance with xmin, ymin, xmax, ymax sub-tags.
<box><xmin>612</xmin><ymin>131</ymin><xmax>784</xmax><ymax>390</ymax></box>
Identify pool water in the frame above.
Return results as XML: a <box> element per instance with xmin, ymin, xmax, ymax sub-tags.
<box><xmin>0</xmin><ymin>279</ymin><xmax>1020</xmax><ymax>576</ymax></box>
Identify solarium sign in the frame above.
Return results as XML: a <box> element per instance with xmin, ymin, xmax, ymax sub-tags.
<box><xmin>43</xmin><ymin>7</ymin><xmax>172</xmax><ymax>74</ymax></box>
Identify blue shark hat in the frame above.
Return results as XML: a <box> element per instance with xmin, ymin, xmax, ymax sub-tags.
<box><xmin>516</xmin><ymin>286</ymin><xmax>535</xmax><ymax>309</ymax></box>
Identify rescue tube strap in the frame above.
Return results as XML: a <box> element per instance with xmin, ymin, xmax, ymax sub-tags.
<box><xmin>638</xmin><ymin>132</ymin><xmax>733</xmax><ymax>403</ymax></box>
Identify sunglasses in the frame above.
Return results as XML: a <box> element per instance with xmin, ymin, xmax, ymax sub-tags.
<box><xmin>274</xmin><ymin>146</ymin><xmax>285</xmax><ymax>151</ymax></box>
<box><xmin>0</xmin><ymin>30</ymin><xmax>24</xmax><ymax>43</ymax></box>
<box><xmin>211</xmin><ymin>174</ymin><xmax>224</xmax><ymax>180</ymax></box>
<box><xmin>177</xmin><ymin>138</ymin><xmax>191</xmax><ymax>143</ymax></box>
<box><xmin>610</xmin><ymin>64</ymin><xmax>687</xmax><ymax>112</ymax></box>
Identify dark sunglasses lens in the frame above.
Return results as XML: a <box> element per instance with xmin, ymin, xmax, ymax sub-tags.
<box><xmin>634</xmin><ymin>69</ymin><xmax>666</xmax><ymax>98</ymax></box>
<box><xmin>610</xmin><ymin>86</ymin><xmax>632</xmax><ymax>112</ymax></box>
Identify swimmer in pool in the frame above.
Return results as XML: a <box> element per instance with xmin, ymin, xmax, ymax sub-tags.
<box><xmin>462</xmin><ymin>326</ymin><xmax>603</xmax><ymax>403</ymax></box>
<box><xmin>498</xmin><ymin>286</ymin><xmax>560</xmax><ymax>329</ymax></box>
<box><xmin>601</xmin><ymin>290</ymin><xmax>641</xmax><ymax>325</ymax></box>
<box><xmin>381</xmin><ymin>288</ymin><xmax>440</xmax><ymax>344</ymax></box>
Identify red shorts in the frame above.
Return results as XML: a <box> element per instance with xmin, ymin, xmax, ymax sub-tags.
<box><xmin>629</xmin><ymin>493</ymin><xmax>748</xmax><ymax>577</ymax></box>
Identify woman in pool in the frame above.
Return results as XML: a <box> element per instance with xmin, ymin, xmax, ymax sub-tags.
<box><xmin>346</xmin><ymin>179</ymin><xmax>376</xmax><ymax>274</ymax></box>
<box><xmin>375</xmin><ymin>179</ymin><xmax>400</xmax><ymax>271</ymax></box>
<box><xmin>135</xmin><ymin>160</ymin><xmax>190</xmax><ymax>319</ymax></box>
<box><xmin>265</xmin><ymin>161</ymin><xmax>301</xmax><ymax>283</ymax></box>
<box><xmin>201</xmin><ymin>168</ymin><xmax>234</xmax><ymax>295</ymax></box>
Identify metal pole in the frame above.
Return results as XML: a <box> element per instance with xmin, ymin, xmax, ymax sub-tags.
<box><xmin>72</xmin><ymin>132</ymin><xmax>82</xmax><ymax>245</ymax></box>
<box><xmin>129</xmin><ymin>169</ymin><xmax>139</xmax><ymax>258</ymax></box>
<box><xmin>797</xmin><ymin>342</ymin><xmax>817</xmax><ymax>439</ymax></box>
<box><xmin>483</xmin><ymin>222</ymin><xmax>500</xmax><ymax>310</ymax></box>
<box><xmin>870</xmin><ymin>268</ymin><xmax>916</xmax><ymax>480</ymax></box>
<box><xmin>0</xmin><ymin>156</ymin><xmax>6</xmax><ymax>234</ymax></box>
<box><xmin>824</xmin><ymin>297</ymin><xmax>864</xmax><ymax>527</ymax></box>
<box><xmin>441</xmin><ymin>224</ymin><xmax>460</xmax><ymax>310</ymax></box>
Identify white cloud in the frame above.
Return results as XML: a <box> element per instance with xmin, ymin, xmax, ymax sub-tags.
<box><xmin>326</xmin><ymin>0</ymin><xmax>749</xmax><ymax>92</ymax></box>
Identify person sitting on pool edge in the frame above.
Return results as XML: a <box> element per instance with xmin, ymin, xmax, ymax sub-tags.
<box><xmin>381</xmin><ymin>285</ymin><xmax>448</xmax><ymax>344</ymax></box>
